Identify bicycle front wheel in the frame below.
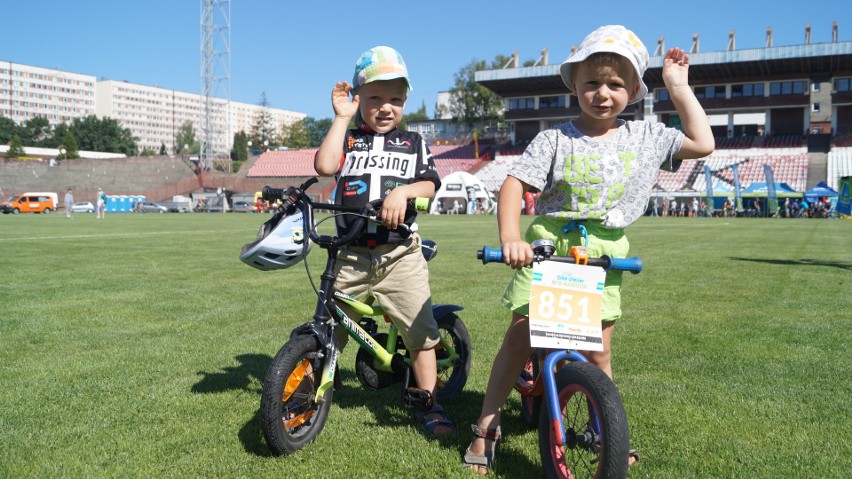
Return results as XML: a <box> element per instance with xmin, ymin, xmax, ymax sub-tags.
<box><xmin>539</xmin><ymin>361</ymin><xmax>629</xmax><ymax>479</ymax></box>
<box><xmin>260</xmin><ymin>335</ymin><xmax>333</xmax><ymax>456</ymax></box>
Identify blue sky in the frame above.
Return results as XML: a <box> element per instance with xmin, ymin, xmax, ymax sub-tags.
<box><xmin>1</xmin><ymin>1</ymin><xmax>846</xmax><ymax>120</ymax></box>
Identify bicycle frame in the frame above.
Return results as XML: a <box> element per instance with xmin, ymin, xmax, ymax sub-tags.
<box><xmin>273</xmin><ymin>181</ymin><xmax>463</xmax><ymax>403</ymax></box>
<box><xmin>479</xmin><ymin>226</ymin><xmax>643</xmax><ymax>449</ymax></box>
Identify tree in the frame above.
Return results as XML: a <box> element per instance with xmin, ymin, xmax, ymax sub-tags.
<box><xmin>230</xmin><ymin>130</ymin><xmax>249</xmax><ymax>163</ymax></box>
<box><xmin>401</xmin><ymin>101</ymin><xmax>429</xmax><ymax>130</ymax></box>
<box><xmin>139</xmin><ymin>147</ymin><xmax>157</xmax><ymax>157</ymax></box>
<box><xmin>4</xmin><ymin>134</ymin><xmax>25</xmax><ymax>158</ymax></box>
<box><xmin>159</xmin><ymin>142</ymin><xmax>167</xmax><ymax>155</ymax></box>
<box><xmin>249</xmin><ymin>92</ymin><xmax>279</xmax><ymax>150</ymax></box>
<box><xmin>175</xmin><ymin>121</ymin><xmax>198</xmax><ymax>154</ymax></box>
<box><xmin>61</xmin><ymin>131</ymin><xmax>80</xmax><ymax>159</ymax></box>
<box><xmin>19</xmin><ymin>117</ymin><xmax>51</xmax><ymax>146</ymax></box>
<box><xmin>444</xmin><ymin>58</ymin><xmax>506</xmax><ymax>130</ymax></box>
<box><xmin>42</xmin><ymin>122</ymin><xmax>70</xmax><ymax>149</ymax></box>
<box><xmin>279</xmin><ymin>119</ymin><xmax>310</xmax><ymax>149</ymax></box>
<box><xmin>0</xmin><ymin>117</ymin><xmax>17</xmax><ymax>144</ymax></box>
<box><xmin>304</xmin><ymin>117</ymin><xmax>332</xmax><ymax>147</ymax></box>
<box><xmin>69</xmin><ymin>115</ymin><xmax>137</xmax><ymax>156</ymax></box>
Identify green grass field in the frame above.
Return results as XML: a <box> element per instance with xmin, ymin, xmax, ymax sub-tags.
<box><xmin>1</xmin><ymin>212</ymin><xmax>849</xmax><ymax>478</ymax></box>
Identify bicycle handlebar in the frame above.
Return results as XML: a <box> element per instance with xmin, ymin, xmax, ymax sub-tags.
<box><xmin>477</xmin><ymin>245</ymin><xmax>643</xmax><ymax>274</ymax></box>
<box><xmin>261</xmin><ymin>178</ymin><xmax>427</xmax><ymax>249</ymax></box>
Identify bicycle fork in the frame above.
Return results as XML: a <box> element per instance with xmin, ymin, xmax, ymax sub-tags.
<box><xmin>542</xmin><ymin>350</ymin><xmax>600</xmax><ymax>447</ymax></box>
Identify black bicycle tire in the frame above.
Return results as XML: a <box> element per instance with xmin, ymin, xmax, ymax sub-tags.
<box><xmin>260</xmin><ymin>335</ymin><xmax>333</xmax><ymax>456</ymax></box>
<box><xmin>433</xmin><ymin>312</ymin><xmax>471</xmax><ymax>401</ymax></box>
<box><xmin>538</xmin><ymin>361</ymin><xmax>629</xmax><ymax>479</ymax></box>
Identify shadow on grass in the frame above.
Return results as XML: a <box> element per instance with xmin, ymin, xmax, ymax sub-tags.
<box><xmin>191</xmin><ymin>353</ymin><xmax>274</xmax><ymax>456</ymax></box>
<box><xmin>330</xmin><ymin>374</ymin><xmax>541</xmax><ymax>474</ymax></box>
<box><xmin>191</xmin><ymin>353</ymin><xmax>270</xmax><ymax>394</ymax></box>
<box><xmin>729</xmin><ymin>256</ymin><xmax>852</xmax><ymax>270</ymax></box>
<box><xmin>189</xmin><ymin>354</ymin><xmax>542</xmax><ymax>472</ymax></box>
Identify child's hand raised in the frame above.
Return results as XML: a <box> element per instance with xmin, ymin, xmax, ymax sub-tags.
<box><xmin>662</xmin><ymin>48</ymin><xmax>690</xmax><ymax>90</ymax></box>
<box><xmin>331</xmin><ymin>81</ymin><xmax>359</xmax><ymax>120</ymax></box>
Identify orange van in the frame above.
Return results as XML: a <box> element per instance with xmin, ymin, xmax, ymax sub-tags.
<box><xmin>2</xmin><ymin>192</ymin><xmax>58</xmax><ymax>214</ymax></box>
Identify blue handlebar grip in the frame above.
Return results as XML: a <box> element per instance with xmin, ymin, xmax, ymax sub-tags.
<box><xmin>479</xmin><ymin>246</ymin><xmax>503</xmax><ymax>264</ymax></box>
<box><xmin>608</xmin><ymin>256</ymin><xmax>643</xmax><ymax>274</ymax></box>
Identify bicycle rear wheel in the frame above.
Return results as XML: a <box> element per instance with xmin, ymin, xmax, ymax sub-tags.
<box><xmin>539</xmin><ymin>362</ymin><xmax>629</xmax><ymax>479</ymax></box>
<box><xmin>260</xmin><ymin>335</ymin><xmax>333</xmax><ymax>455</ymax></box>
<box><xmin>520</xmin><ymin>355</ymin><xmax>542</xmax><ymax>427</ymax></box>
<box><xmin>433</xmin><ymin>312</ymin><xmax>471</xmax><ymax>401</ymax></box>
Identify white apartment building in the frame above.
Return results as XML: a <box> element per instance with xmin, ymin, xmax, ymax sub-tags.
<box><xmin>95</xmin><ymin>80</ymin><xmax>306</xmax><ymax>154</ymax></box>
<box><xmin>0</xmin><ymin>61</ymin><xmax>96</xmax><ymax>125</ymax></box>
<box><xmin>2</xmin><ymin>60</ymin><xmax>306</xmax><ymax>155</ymax></box>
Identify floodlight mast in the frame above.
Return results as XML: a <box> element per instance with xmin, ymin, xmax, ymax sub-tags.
<box><xmin>200</xmin><ymin>0</ymin><xmax>231</xmax><ymax>173</ymax></box>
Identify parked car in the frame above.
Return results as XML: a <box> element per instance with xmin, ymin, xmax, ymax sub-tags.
<box><xmin>231</xmin><ymin>200</ymin><xmax>255</xmax><ymax>213</ymax></box>
<box><xmin>70</xmin><ymin>201</ymin><xmax>95</xmax><ymax>213</ymax></box>
<box><xmin>0</xmin><ymin>196</ymin><xmax>20</xmax><ymax>214</ymax></box>
<box><xmin>139</xmin><ymin>202</ymin><xmax>168</xmax><ymax>213</ymax></box>
<box><xmin>158</xmin><ymin>200</ymin><xmax>190</xmax><ymax>213</ymax></box>
<box><xmin>1</xmin><ymin>192</ymin><xmax>58</xmax><ymax>214</ymax></box>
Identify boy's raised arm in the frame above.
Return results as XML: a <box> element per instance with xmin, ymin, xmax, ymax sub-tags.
<box><xmin>663</xmin><ymin>48</ymin><xmax>715</xmax><ymax>160</ymax></box>
<box><xmin>315</xmin><ymin>82</ymin><xmax>359</xmax><ymax>176</ymax></box>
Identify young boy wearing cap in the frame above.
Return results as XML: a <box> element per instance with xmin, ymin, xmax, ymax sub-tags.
<box><xmin>315</xmin><ymin>46</ymin><xmax>453</xmax><ymax>438</ymax></box>
<box><xmin>462</xmin><ymin>25</ymin><xmax>714</xmax><ymax>473</ymax></box>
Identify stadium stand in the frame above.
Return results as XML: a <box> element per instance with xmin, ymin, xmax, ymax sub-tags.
<box><xmin>827</xmin><ymin>147</ymin><xmax>852</xmax><ymax>190</ymax></box>
<box><xmin>246</xmin><ymin>149</ymin><xmax>320</xmax><ymax>177</ymax></box>
<box><xmin>476</xmin><ymin>154</ymin><xmax>519</xmax><ymax>191</ymax></box>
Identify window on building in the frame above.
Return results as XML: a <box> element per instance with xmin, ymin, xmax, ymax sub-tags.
<box><xmin>656</xmin><ymin>88</ymin><xmax>670</xmax><ymax>102</ymax></box>
<box><xmin>835</xmin><ymin>78</ymin><xmax>851</xmax><ymax>92</ymax></box>
<box><xmin>694</xmin><ymin>86</ymin><xmax>726</xmax><ymax>100</ymax></box>
<box><xmin>508</xmin><ymin>97</ymin><xmax>535</xmax><ymax>110</ymax></box>
<box><xmin>731</xmin><ymin>83</ymin><xmax>764</xmax><ymax>97</ymax></box>
<box><xmin>769</xmin><ymin>80</ymin><xmax>805</xmax><ymax>96</ymax></box>
<box><xmin>538</xmin><ymin>95</ymin><xmax>565</xmax><ymax>109</ymax></box>
<box><xmin>812</xmin><ymin>102</ymin><xmax>820</xmax><ymax>112</ymax></box>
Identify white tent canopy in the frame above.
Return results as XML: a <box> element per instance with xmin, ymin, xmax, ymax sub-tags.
<box><xmin>432</xmin><ymin>171</ymin><xmax>494</xmax><ymax>214</ymax></box>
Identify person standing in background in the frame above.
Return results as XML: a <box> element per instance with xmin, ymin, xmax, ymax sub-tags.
<box><xmin>65</xmin><ymin>188</ymin><xmax>74</xmax><ymax>219</ymax></box>
<box><xmin>96</xmin><ymin>188</ymin><xmax>107</xmax><ymax>219</ymax></box>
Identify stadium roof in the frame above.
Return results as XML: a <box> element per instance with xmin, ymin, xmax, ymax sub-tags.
<box><xmin>475</xmin><ymin>42</ymin><xmax>852</xmax><ymax>95</ymax></box>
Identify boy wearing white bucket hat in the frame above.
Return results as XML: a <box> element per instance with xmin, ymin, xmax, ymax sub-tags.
<box><xmin>464</xmin><ymin>25</ymin><xmax>714</xmax><ymax>474</ymax></box>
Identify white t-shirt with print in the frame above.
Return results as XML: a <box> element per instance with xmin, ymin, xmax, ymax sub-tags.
<box><xmin>509</xmin><ymin>120</ymin><xmax>684</xmax><ymax>228</ymax></box>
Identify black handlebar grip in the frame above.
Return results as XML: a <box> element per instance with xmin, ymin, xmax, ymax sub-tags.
<box><xmin>262</xmin><ymin>186</ymin><xmax>287</xmax><ymax>202</ymax></box>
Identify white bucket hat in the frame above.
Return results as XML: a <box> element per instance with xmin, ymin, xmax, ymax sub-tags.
<box><xmin>559</xmin><ymin>25</ymin><xmax>649</xmax><ymax>104</ymax></box>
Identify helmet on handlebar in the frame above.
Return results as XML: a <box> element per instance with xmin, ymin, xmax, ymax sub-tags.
<box><xmin>239</xmin><ymin>211</ymin><xmax>311</xmax><ymax>270</ymax></box>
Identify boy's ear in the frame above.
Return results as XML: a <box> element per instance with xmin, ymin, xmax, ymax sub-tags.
<box><xmin>630</xmin><ymin>83</ymin><xmax>641</xmax><ymax>101</ymax></box>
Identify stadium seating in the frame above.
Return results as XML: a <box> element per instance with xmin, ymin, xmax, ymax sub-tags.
<box><xmin>246</xmin><ymin>149</ymin><xmax>320</xmax><ymax>177</ymax></box>
<box><xmin>827</xmin><ymin>147</ymin><xmax>852</xmax><ymax>190</ymax></box>
<box><xmin>475</xmin><ymin>154</ymin><xmax>519</xmax><ymax>191</ymax></box>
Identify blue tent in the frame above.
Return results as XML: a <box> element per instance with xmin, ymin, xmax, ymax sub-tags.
<box><xmin>803</xmin><ymin>181</ymin><xmax>838</xmax><ymax>203</ymax></box>
<box><xmin>742</xmin><ymin>182</ymin><xmax>800</xmax><ymax>197</ymax></box>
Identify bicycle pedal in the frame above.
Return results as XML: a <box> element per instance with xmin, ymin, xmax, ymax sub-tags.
<box><xmin>401</xmin><ymin>387</ymin><xmax>432</xmax><ymax>410</ymax></box>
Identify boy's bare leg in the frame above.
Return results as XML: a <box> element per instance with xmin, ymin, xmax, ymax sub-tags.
<box><xmin>410</xmin><ymin>347</ymin><xmax>453</xmax><ymax>436</ymax></box>
<box><xmin>466</xmin><ymin>312</ymin><xmax>533</xmax><ymax>473</ymax></box>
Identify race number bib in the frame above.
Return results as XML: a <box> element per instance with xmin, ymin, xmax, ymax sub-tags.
<box><xmin>528</xmin><ymin>261</ymin><xmax>605</xmax><ymax>351</ymax></box>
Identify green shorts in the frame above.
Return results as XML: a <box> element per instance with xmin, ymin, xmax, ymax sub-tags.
<box><xmin>502</xmin><ymin>216</ymin><xmax>629</xmax><ymax>321</ymax></box>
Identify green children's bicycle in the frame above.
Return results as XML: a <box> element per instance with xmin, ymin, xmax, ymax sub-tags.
<box><xmin>240</xmin><ymin>178</ymin><xmax>471</xmax><ymax>455</ymax></box>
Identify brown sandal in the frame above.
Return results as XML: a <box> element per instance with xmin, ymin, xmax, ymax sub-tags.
<box><xmin>462</xmin><ymin>424</ymin><xmax>501</xmax><ymax>474</ymax></box>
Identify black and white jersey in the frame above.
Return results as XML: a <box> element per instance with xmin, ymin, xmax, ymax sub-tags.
<box><xmin>333</xmin><ymin>127</ymin><xmax>440</xmax><ymax>246</ymax></box>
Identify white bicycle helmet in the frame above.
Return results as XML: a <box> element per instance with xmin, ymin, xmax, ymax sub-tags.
<box><xmin>240</xmin><ymin>211</ymin><xmax>311</xmax><ymax>270</ymax></box>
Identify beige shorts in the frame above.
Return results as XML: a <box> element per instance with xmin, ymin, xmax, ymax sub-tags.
<box><xmin>333</xmin><ymin>233</ymin><xmax>440</xmax><ymax>350</ymax></box>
